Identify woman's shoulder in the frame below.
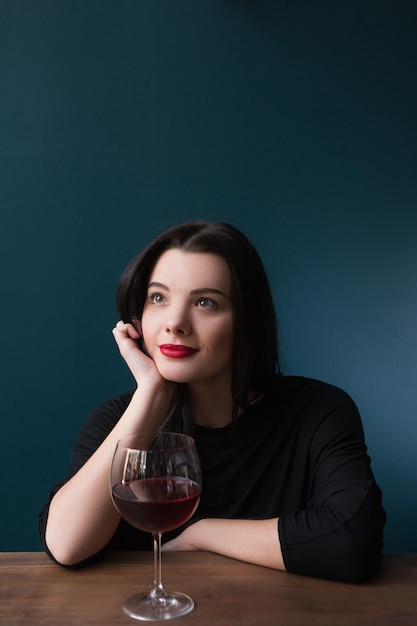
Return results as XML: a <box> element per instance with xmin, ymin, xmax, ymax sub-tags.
<box><xmin>264</xmin><ymin>374</ymin><xmax>360</xmax><ymax>423</ymax></box>
<box><xmin>89</xmin><ymin>390</ymin><xmax>135</xmax><ymax>416</ymax></box>
<box><xmin>272</xmin><ymin>373</ymin><xmax>355</xmax><ymax>401</ymax></box>
<box><xmin>75</xmin><ymin>390</ymin><xmax>135</xmax><ymax>441</ymax></box>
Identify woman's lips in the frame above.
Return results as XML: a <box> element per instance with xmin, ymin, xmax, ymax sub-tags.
<box><xmin>159</xmin><ymin>344</ymin><xmax>198</xmax><ymax>358</ymax></box>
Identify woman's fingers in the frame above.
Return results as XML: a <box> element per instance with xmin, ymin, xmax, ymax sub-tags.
<box><xmin>113</xmin><ymin>320</ymin><xmax>141</xmax><ymax>342</ymax></box>
<box><xmin>112</xmin><ymin>321</ymin><xmax>145</xmax><ymax>375</ymax></box>
<box><xmin>112</xmin><ymin>321</ymin><xmax>161</xmax><ymax>386</ymax></box>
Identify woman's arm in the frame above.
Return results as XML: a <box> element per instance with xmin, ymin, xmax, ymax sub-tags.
<box><xmin>277</xmin><ymin>388</ymin><xmax>386</xmax><ymax>582</ymax></box>
<box><xmin>164</xmin><ymin>387</ymin><xmax>385</xmax><ymax>583</ymax></box>
<box><xmin>45</xmin><ymin>322</ymin><xmax>174</xmax><ymax>566</ymax></box>
<box><xmin>163</xmin><ymin>518</ymin><xmax>286</xmax><ymax>571</ymax></box>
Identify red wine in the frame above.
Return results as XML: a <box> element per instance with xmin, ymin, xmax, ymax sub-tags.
<box><xmin>112</xmin><ymin>477</ymin><xmax>201</xmax><ymax>533</ymax></box>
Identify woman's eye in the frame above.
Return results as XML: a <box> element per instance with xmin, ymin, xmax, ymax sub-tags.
<box><xmin>149</xmin><ymin>292</ymin><xmax>166</xmax><ymax>304</ymax></box>
<box><xmin>197</xmin><ymin>297</ymin><xmax>217</xmax><ymax>309</ymax></box>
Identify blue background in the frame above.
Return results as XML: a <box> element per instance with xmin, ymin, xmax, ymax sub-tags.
<box><xmin>1</xmin><ymin>1</ymin><xmax>416</xmax><ymax>553</ymax></box>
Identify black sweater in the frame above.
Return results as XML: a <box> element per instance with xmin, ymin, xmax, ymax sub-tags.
<box><xmin>39</xmin><ymin>375</ymin><xmax>386</xmax><ymax>582</ymax></box>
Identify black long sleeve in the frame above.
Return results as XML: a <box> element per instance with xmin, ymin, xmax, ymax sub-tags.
<box><xmin>276</xmin><ymin>381</ymin><xmax>385</xmax><ymax>581</ymax></box>
<box><xmin>193</xmin><ymin>377</ymin><xmax>385</xmax><ymax>581</ymax></box>
<box><xmin>39</xmin><ymin>376</ymin><xmax>385</xmax><ymax>580</ymax></box>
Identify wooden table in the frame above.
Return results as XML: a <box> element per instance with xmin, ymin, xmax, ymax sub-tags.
<box><xmin>1</xmin><ymin>552</ymin><xmax>416</xmax><ymax>625</ymax></box>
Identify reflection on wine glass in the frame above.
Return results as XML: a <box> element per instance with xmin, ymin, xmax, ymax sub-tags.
<box><xmin>110</xmin><ymin>432</ymin><xmax>202</xmax><ymax>621</ymax></box>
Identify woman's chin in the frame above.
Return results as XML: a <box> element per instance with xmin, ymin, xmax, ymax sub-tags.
<box><xmin>154</xmin><ymin>362</ymin><xmax>194</xmax><ymax>384</ymax></box>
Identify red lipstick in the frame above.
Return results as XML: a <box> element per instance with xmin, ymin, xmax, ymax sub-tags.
<box><xmin>159</xmin><ymin>344</ymin><xmax>198</xmax><ymax>358</ymax></box>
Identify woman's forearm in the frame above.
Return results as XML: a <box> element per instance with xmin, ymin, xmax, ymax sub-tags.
<box><xmin>45</xmin><ymin>383</ymin><xmax>173</xmax><ymax>566</ymax></box>
<box><xmin>164</xmin><ymin>518</ymin><xmax>286</xmax><ymax>571</ymax></box>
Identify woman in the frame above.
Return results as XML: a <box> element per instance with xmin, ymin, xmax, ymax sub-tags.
<box><xmin>39</xmin><ymin>220</ymin><xmax>386</xmax><ymax>582</ymax></box>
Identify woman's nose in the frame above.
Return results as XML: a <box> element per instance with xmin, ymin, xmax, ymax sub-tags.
<box><xmin>165</xmin><ymin>310</ymin><xmax>192</xmax><ymax>336</ymax></box>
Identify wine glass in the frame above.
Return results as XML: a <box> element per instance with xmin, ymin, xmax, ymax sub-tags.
<box><xmin>110</xmin><ymin>432</ymin><xmax>202</xmax><ymax>621</ymax></box>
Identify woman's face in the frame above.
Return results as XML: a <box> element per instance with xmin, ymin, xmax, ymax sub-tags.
<box><xmin>141</xmin><ymin>249</ymin><xmax>234</xmax><ymax>388</ymax></box>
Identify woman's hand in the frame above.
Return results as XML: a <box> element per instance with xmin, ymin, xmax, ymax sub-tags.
<box><xmin>112</xmin><ymin>320</ymin><xmax>164</xmax><ymax>388</ymax></box>
<box><xmin>163</xmin><ymin>524</ymin><xmax>200</xmax><ymax>552</ymax></box>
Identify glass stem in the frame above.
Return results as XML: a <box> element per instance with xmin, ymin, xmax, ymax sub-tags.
<box><xmin>151</xmin><ymin>532</ymin><xmax>166</xmax><ymax>601</ymax></box>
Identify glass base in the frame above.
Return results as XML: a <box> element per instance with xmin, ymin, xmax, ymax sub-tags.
<box><xmin>122</xmin><ymin>590</ymin><xmax>195</xmax><ymax>621</ymax></box>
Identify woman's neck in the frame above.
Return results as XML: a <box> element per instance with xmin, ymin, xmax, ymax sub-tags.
<box><xmin>186</xmin><ymin>381</ymin><xmax>234</xmax><ymax>428</ymax></box>
<box><xmin>185</xmin><ymin>381</ymin><xmax>261</xmax><ymax>429</ymax></box>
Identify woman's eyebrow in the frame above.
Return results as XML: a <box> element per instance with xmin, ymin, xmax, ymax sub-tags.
<box><xmin>148</xmin><ymin>282</ymin><xmax>228</xmax><ymax>299</ymax></box>
<box><xmin>148</xmin><ymin>281</ymin><xmax>169</xmax><ymax>290</ymax></box>
<box><xmin>190</xmin><ymin>287</ymin><xmax>228</xmax><ymax>298</ymax></box>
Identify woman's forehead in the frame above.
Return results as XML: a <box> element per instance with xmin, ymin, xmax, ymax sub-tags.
<box><xmin>149</xmin><ymin>249</ymin><xmax>231</xmax><ymax>292</ymax></box>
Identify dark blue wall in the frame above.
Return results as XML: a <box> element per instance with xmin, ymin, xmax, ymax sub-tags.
<box><xmin>1</xmin><ymin>1</ymin><xmax>416</xmax><ymax>553</ymax></box>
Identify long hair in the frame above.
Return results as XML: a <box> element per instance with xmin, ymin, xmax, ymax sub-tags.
<box><xmin>116</xmin><ymin>221</ymin><xmax>281</xmax><ymax>430</ymax></box>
